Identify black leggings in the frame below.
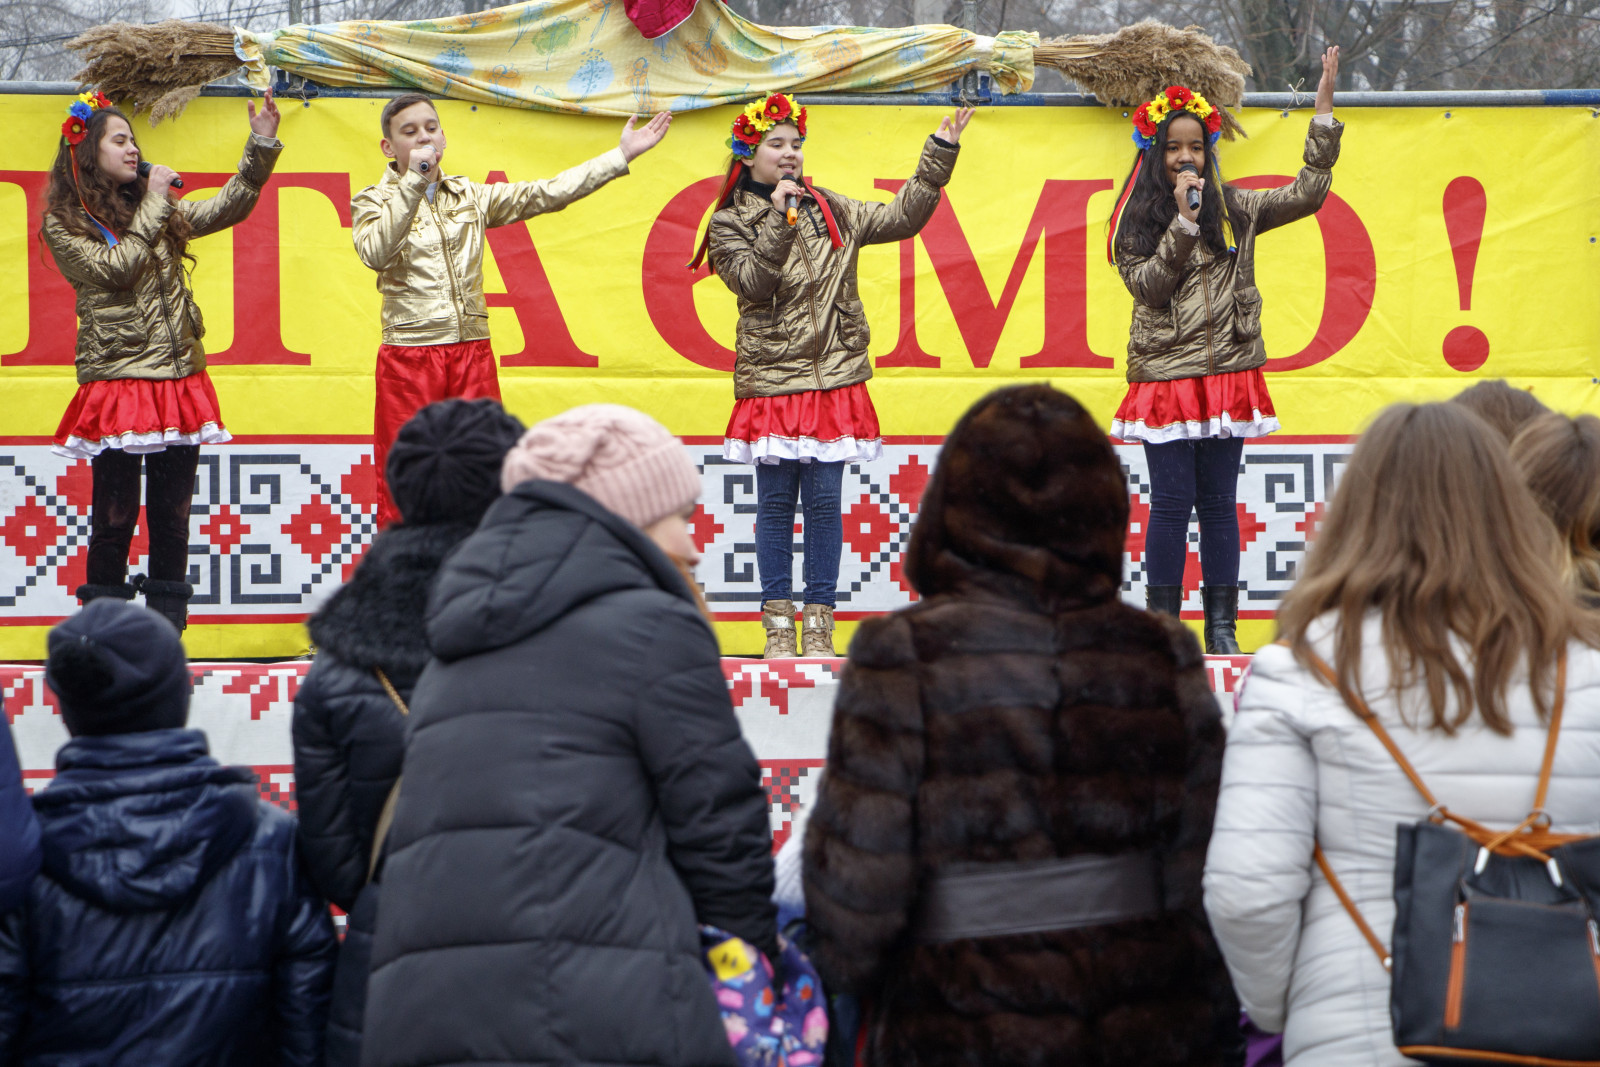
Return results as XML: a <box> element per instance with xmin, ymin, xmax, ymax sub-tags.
<box><xmin>87</xmin><ymin>446</ymin><xmax>199</xmax><ymax>586</ymax></box>
<box><xmin>1142</xmin><ymin>437</ymin><xmax>1245</xmax><ymax>587</ymax></box>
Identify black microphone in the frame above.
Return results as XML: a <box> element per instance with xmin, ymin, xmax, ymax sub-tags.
<box><xmin>1178</xmin><ymin>162</ymin><xmax>1200</xmax><ymax>212</ymax></box>
<box><xmin>136</xmin><ymin>160</ymin><xmax>183</xmax><ymax>189</ymax></box>
<box><xmin>785</xmin><ymin>190</ymin><xmax>799</xmax><ymax>226</ymax></box>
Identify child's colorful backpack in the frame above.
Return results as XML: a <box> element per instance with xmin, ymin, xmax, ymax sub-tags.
<box><xmin>700</xmin><ymin>926</ymin><xmax>828</xmax><ymax>1067</ymax></box>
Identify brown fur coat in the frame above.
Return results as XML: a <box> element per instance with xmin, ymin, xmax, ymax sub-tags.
<box><xmin>802</xmin><ymin>385</ymin><xmax>1239</xmax><ymax>1066</ymax></box>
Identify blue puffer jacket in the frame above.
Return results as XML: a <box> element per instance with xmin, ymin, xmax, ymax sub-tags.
<box><xmin>0</xmin><ymin>716</ymin><xmax>41</xmax><ymax>912</ymax></box>
<box><xmin>0</xmin><ymin>728</ymin><xmax>337</xmax><ymax>1065</ymax></box>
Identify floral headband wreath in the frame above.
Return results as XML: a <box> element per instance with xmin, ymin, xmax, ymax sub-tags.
<box><xmin>62</xmin><ymin>90</ymin><xmax>113</xmax><ymax>146</ymax></box>
<box><xmin>690</xmin><ymin>92</ymin><xmax>841</xmax><ymax>272</ymax></box>
<box><xmin>728</xmin><ymin>92</ymin><xmax>806</xmax><ymax>158</ymax></box>
<box><xmin>1107</xmin><ymin>85</ymin><xmax>1232</xmax><ymax>266</ymax></box>
<box><xmin>60</xmin><ymin>90</ymin><xmax>126</xmax><ymax>246</ymax></box>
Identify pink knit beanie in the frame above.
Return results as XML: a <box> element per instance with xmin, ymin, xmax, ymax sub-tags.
<box><xmin>500</xmin><ymin>404</ymin><xmax>702</xmax><ymax>530</ymax></box>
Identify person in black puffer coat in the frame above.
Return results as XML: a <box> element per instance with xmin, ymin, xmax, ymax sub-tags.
<box><xmin>802</xmin><ymin>384</ymin><xmax>1240</xmax><ymax>1067</ymax></box>
<box><xmin>0</xmin><ymin>598</ymin><xmax>336</xmax><ymax>1065</ymax></box>
<box><xmin>293</xmin><ymin>397</ymin><xmax>525</xmax><ymax>1067</ymax></box>
<box><xmin>361</xmin><ymin>403</ymin><xmax>776</xmax><ymax>1067</ymax></box>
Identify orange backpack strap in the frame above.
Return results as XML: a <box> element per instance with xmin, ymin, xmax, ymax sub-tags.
<box><xmin>1303</xmin><ymin>651</ymin><xmax>1440</xmax><ymax>807</ymax></box>
<box><xmin>1313</xmin><ymin>844</ymin><xmax>1391</xmax><ymax>971</ymax></box>
<box><xmin>1302</xmin><ymin>646</ymin><xmax>1573</xmax><ymax>971</ymax></box>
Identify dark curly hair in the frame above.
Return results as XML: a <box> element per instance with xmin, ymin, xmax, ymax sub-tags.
<box><xmin>44</xmin><ymin>105</ymin><xmax>193</xmax><ymax>268</ymax></box>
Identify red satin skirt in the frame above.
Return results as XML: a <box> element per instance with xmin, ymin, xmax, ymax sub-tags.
<box><xmin>53</xmin><ymin>372</ymin><xmax>230</xmax><ymax>459</ymax></box>
<box><xmin>1110</xmin><ymin>368</ymin><xmax>1279</xmax><ymax>443</ymax></box>
<box><xmin>724</xmin><ymin>382</ymin><xmax>882</xmax><ymax>466</ymax></box>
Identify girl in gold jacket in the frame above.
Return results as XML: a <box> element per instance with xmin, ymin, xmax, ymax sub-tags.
<box><xmin>1108</xmin><ymin>47</ymin><xmax>1343</xmax><ymax>654</ymax></box>
<box><xmin>696</xmin><ymin>94</ymin><xmax>971</xmax><ymax>658</ymax></box>
<box><xmin>44</xmin><ymin>90</ymin><xmax>282</xmax><ymax>631</ymax></box>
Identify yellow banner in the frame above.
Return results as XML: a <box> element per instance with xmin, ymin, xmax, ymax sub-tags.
<box><xmin>1</xmin><ymin>94</ymin><xmax>1596</xmax><ymax>658</ymax></box>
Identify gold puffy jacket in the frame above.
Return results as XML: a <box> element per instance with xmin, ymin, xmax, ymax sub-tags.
<box><xmin>709</xmin><ymin>136</ymin><xmax>959</xmax><ymax>399</ymax></box>
<box><xmin>44</xmin><ymin>132</ymin><xmax>282</xmax><ymax>385</ymax></box>
<box><xmin>1119</xmin><ymin>118</ymin><xmax>1343</xmax><ymax>383</ymax></box>
<box><xmin>351</xmin><ymin>148</ymin><xmax>629</xmax><ymax>346</ymax></box>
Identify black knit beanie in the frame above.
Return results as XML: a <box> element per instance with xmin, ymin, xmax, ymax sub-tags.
<box><xmin>45</xmin><ymin>599</ymin><xmax>190</xmax><ymax>737</ymax></box>
<box><xmin>386</xmin><ymin>398</ymin><xmax>526</xmax><ymax>527</ymax></box>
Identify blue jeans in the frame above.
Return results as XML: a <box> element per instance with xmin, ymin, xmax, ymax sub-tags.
<box><xmin>755</xmin><ymin>460</ymin><xmax>843</xmax><ymax>607</ymax></box>
<box><xmin>1142</xmin><ymin>436</ymin><xmax>1245</xmax><ymax>587</ymax></box>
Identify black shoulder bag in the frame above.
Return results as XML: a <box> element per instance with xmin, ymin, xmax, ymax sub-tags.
<box><xmin>1310</xmin><ymin>650</ymin><xmax>1600</xmax><ymax>1066</ymax></box>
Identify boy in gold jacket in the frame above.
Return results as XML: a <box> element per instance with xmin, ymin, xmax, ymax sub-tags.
<box><xmin>351</xmin><ymin>94</ymin><xmax>670</xmax><ymax>526</ymax></box>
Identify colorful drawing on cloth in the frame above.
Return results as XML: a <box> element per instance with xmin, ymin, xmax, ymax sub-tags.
<box><xmin>702</xmin><ymin>926</ymin><xmax>827</xmax><ymax>1067</ymax></box>
<box><xmin>235</xmin><ymin>0</ymin><xmax>1037</xmax><ymax>116</ymax></box>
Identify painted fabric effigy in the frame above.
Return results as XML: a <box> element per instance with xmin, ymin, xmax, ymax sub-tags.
<box><xmin>235</xmin><ymin>0</ymin><xmax>1038</xmax><ymax>116</ymax></box>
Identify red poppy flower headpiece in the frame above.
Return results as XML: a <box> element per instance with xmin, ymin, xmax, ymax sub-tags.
<box><xmin>61</xmin><ymin>90</ymin><xmax>112</xmax><ymax>146</ymax></box>
<box><xmin>728</xmin><ymin>93</ymin><xmax>806</xmax><ymax>158</ymax></box>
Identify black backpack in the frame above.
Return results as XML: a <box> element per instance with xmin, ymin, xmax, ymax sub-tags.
<box><xmin>1310</xmin><ymin>650</ymin><xmax>1600</xmax><ymax>1066</ymax></box>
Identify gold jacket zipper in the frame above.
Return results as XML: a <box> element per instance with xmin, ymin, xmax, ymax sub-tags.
<box><xmin>430</xmin><ymin>194</ymin><xmax>466</xmax><ymax>341</ymax></box>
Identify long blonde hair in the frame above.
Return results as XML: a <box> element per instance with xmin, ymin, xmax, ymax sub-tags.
<box><xmin>1512</xmin><ymin>413</ymin><xmax>1600</xmax><ymax>596</ymax></box>
<box><xmin>1277</xmin><ymin>403</ymin><xmax>1599</xmax><ymax>734</ymax></box>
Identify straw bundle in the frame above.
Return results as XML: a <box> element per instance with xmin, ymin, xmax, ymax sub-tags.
<box><xmin>67</xmin><ymin>20</ymin><xmax>242</xmax><ymax>124</ymax></box>
<box><xmin>1035</xmin><ymin>20</ymin><xmax>1251</xmax><ymax>138</ymax></box>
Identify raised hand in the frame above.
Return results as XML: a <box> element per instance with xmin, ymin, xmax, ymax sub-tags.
<box><xmin>1316</xmin><ymin>45</ymin><xmax>1340</xmax><ymax>114</ymax></box>
<box><xmin>620</xmin><ymin>112</ymin><xmax>672</xmax><ymax>163</ymax></box>
<box><xmin>248</xmin><ymin>87</ymin><xmax>281</xmax><ymax>138</ymax></box>
<box><xmin>936</xmin><ymin>107</ymin><xmax>975</xmax><ymax>144</ymax></box>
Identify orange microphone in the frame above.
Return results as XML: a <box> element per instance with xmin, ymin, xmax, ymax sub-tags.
<box><xmin>785</xmin><ymin>189</ymin><xmax>799</xmax><ymax>226</ymax></box>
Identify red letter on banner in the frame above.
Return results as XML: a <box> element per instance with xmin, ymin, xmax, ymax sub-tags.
<box><xmin>2</xmin><ymin>170</ymin><xmax>77</xmax><ymax>366</ymax></box>
<box><xmin>877</xmin><ymin>178</ymin><xmax>1114</xmax><ymax>370</ymax></box>
<box><xmin>203</xmin><ymin>172</ymin><xmax>353</xmax><ymax>366</ymax></box>
<box><xmin>1230</xmin><ymin>177</ymin><xmax>1376</xmax><ymax>371</ymax></box>
<box><xmin>3</xmin><ymin>171</ymin><xmax>357</xmax><ymax>367</ymax></box>
<box><xmin>482</xmin><ymin>171</ymin><xmax>599</xmax><ymax>368</ymax></box>
<box><xmin>642</xmin><ymin>176</ymin><xmax>737</xmax><ymax>372</ymax></box>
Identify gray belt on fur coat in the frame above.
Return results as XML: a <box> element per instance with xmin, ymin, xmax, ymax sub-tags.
<box><xmin>914</xmin><ymin>852</ymin><xmax>1161</xmax><ymax>943</ymax></box>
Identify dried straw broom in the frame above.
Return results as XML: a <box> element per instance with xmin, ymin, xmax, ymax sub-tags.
<box><xmin>1035</xmin><ymin>20</ymin><xmax>1252</xmax><ymax>138</ymax></box>
<box><xmin>67</xmin><ymin>20</ymin><xmax>241</xmax><ymax>124</ymax></box>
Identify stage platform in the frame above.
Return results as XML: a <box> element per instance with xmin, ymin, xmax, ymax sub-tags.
<box><xmin>3</xmin><ymin>656</ymin><xmax>1252</xmax><ymax>851</ymax></box>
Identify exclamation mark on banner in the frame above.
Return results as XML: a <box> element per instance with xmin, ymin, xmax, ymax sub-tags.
<box><xmin>1441</xmin><ymin>176</ymin><xmax>1489</xmax><ymax>372</ymax></box>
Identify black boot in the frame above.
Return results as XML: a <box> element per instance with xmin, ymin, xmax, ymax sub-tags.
<box><xmin>137</xmin><ymin>576</ymin><xmax>194</xmax><ymax>633</ymax></box>
<box><xmin>1202</xmin><ymin>585</ymin><xmax>1242</xmax><ymax>655</ymax></box>
<box><xmin>75</xmin><ymin>582</ymin><xmax>137</xmax><ymax>605</ymax></box>
<box><xmin>1145</xmin><ymin>584</ymin><xmax>1183</xmax><ymax>619</ymax></box>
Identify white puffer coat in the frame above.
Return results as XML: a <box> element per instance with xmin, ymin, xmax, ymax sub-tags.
<box><xmin>1203</xmin><ymin>613</ymin><xmax>1600</xmax><ymax>1066</ymax></box>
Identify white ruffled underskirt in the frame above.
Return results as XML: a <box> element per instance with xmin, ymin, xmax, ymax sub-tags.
<box><xmin>52</xmin><ymin>423</ymin><xmax>232</xmax><ymax>460</ymax></box>
<box><xmin>723</xmin><ymin>434</ymin><xmax>884</xmax><ymax>466</ymax></box>
<box><xmin>1109</xmin><ymin>413</ymin><xmax>1280</xmax><ymax>445</ymax></box>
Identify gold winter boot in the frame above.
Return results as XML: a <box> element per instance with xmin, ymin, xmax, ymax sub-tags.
<box><xmin>761</xmin><ymin>599</ymin><xmax>798</xmax><ymax>659</ymax></box>
<box><xmin>801</xmin><ymin>604</ymin><xmax>836</xmax><ymax>657</ymax></box>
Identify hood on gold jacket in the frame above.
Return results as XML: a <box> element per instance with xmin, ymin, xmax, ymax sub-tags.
<box><xmin>708</xmin><ymin>136</ymin><xmax>959</xmax><ymax>400</ymax></box>
<box><xmin>350</xmin><ymin>148</ymin><xmax>629</xmax><ymax>347</ymax></box>
<box><xmin>43</xmin><ymin>133</ymin><xmax>281</xmax><ymax>385</ymax></box>
<box><xmin>1117</xmin><ymin>118</ymin><xmax>1343</xmax><ymax>384</ymax></box>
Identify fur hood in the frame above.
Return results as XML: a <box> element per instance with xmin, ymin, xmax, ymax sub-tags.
<box><xmin>905</xmin><ymin>384</ymin><xmax>1129</xmax><ymax>612</ymax></box>
<box><xmin>307</xmin><ymin>522</ymin><xmax>476</xmax><ymax>676</ymax></box>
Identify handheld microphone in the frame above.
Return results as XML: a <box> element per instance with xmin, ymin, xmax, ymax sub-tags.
<box><xmin>786</xmin><ymin>193</ymin><xmax>798</xmax><ymax>226</ymax></box>
<box><xmin>1178</xmin><ymin>162</ymin><xmax>1200</xmax><ymax>212</ymax></box>
<box><xmin>418</xmin><ymin>158</ymin><xmax>431</xmax><ymax>174</ymax></box>
<box><xmin>136</xmin><ymin>160</ymin><xmax>183</xmax><ymax>189</ymax></box>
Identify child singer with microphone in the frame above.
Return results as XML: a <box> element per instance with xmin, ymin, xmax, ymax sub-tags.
<box><xmin>1108</xmin><ymin>47</ymin><xmax>1342</xmax><ymax>653</ymax></box>
<box><xmin>352</xmin><ymin>94</ymin><xmax>672</xmax><ymax>527</ymax></box>
<box><xmin>45</xmin><ymin>89</ymin><xmax>282</xmax><ymax>632</ymax></box>
<box><xmin>692</xmin><ymin>94</ymin><xmax>972</xmax><ymax>658</ymax></box>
